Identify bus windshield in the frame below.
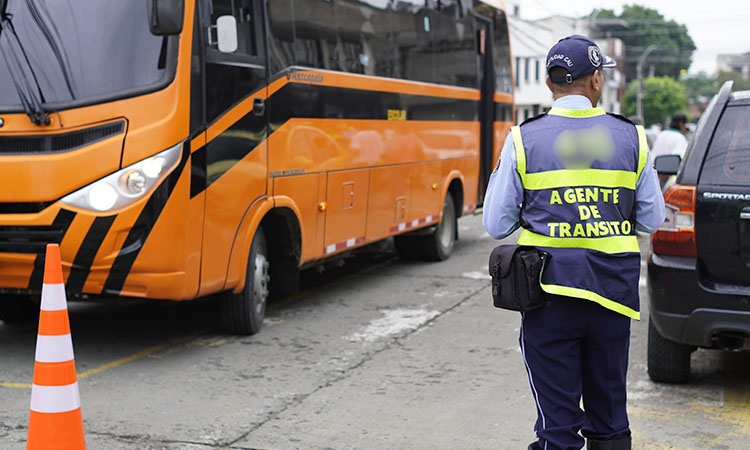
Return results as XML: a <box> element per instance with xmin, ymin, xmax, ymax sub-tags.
<box><xmin>0</xmin><ymin>0</ymin><xmax>177</xmax><ymax>113</ymax></box>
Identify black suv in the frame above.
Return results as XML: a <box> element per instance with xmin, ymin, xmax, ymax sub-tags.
<box><xmin>648</xmin><ymin>80</ymin><xmax>750</xmax><ymax>383</ymax></box>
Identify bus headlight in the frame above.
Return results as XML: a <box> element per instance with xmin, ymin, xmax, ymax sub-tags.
<box><xmin>61</xmin><ymin>142</ymin><xmax>182</xmax><ymax>213</ymax></box>
<box><xmin>88</xmin><ymin>183</ymin><xmax>118</xmax><ymax>211</ymax></box>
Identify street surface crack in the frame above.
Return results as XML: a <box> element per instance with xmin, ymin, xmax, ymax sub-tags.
<box><xmin>227</xmin><ymin>282</ymin><xmax>488</xmax><ymax>448</ymax></box>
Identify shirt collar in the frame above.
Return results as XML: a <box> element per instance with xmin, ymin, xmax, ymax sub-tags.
<box><xmin>551</xmin><ymin>95</ymin><xmax>594</xmax><ymax>110</ymax></box>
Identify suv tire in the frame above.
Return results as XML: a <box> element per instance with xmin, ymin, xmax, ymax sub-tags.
<box><xmin>647</xmin><ymin>317</ymin><xmax>693</xmax><ymax>383</ymax></box>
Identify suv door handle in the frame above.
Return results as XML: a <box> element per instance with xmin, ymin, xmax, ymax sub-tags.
<box><xmin>741</xmin><ymin>207</ymin><xmax>750</xmax><ymax>220</ymax></box>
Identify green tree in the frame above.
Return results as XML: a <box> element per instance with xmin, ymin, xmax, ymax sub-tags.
<box><xmin>680</xmin><ymin>74</ymin><xmax>718</xmax><ymax>99</ymax></box>
<box><xmin>593</xmin><ymin>5</ymin><xmax>695</xmax><ymax>81</ymax></box>
<box><xmin>680</xmin><ymin>74</ymin><xmax>719</xmax><ymax>117</ymax></box>
<box><xmin>621</xmin><ymin>76</ymin><xmax>687</xmax><ymax>127</ymax></box>
<box><xmin>716</xmin><ymin>70</ymin><xmax>750</xmax><ymax>91</ymax></box>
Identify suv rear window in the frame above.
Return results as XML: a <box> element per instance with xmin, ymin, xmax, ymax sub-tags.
<box><xmin>699</xmin><ymin>105</ymin><xmax>750</xmax><ymax>186</ymax></box>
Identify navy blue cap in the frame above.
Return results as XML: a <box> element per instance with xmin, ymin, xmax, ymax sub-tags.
<box><xmin>546</xmin><ymin>35</ymin><xmax>616</xmax><ymax>83</ymax></box>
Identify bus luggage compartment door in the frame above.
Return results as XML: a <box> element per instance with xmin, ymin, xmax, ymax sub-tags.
<box><xmin>323</xmin><ymin>169</ymin><xmax>369</xmax><ymax>256</ymax></box>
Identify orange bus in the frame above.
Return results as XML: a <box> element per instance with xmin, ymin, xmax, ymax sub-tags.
<box><xmin>0</xmin><ymin>0</ymin><xmax>513</xmax><ymax>334</ymax></box>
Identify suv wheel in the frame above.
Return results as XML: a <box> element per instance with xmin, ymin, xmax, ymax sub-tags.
<box><xmin>647</xmin><ymin>318</ymin><xmax>693</xmax><ymax>383</ymax></box>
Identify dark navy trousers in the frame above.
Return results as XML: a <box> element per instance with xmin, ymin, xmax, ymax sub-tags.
<box><xmin>520</xmin><ymin>294</ymin><xmax>632</xmax><ymax>450</ymax></box>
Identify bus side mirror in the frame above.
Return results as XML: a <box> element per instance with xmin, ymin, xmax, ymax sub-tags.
<box><xmin>215</xmin><ymin>15</ymin><xmax>238</xmax><ymax>53</ymax></box>
<box><xmin>654</xmin><ymin>154</ymin><xmax>681</xmax><ymax>176</ymax></box>
<box><xmin>148</xmin><ymin>0</ymin><xmax>185</xmax><ymax>36</ymax></box>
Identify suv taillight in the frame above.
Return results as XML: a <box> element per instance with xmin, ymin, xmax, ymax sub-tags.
<box><xmin>652</xmin><ymin>185</ymin><xmax>697</xmax><ymax>257</ymax></box>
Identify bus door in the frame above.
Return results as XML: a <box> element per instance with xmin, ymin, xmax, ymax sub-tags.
<box><xmin>474</xmin><ymin>13</ymin><xmax>495</xmax><ymax>206</ymax></box>
<box><xmin>198</xmin><ymin>0</ymin><xmax>269</xmax><ymax>295</ymax></box>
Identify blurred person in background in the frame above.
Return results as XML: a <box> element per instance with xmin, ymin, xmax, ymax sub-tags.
<box><xmin>651</xmin><ymin>114</ymin><xmax>689</xmax><ymax>186</ymax></box>
<box><xmin>651</xmin><ymin>114</ymin><xmax>689</xmax><ymax>159</ymax></box>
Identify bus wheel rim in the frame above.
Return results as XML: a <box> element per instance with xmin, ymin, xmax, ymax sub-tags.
<box><xmin>253</xmin><ymin>253</ymin><xmax>270</xmax><ymax>316</ymax></box>
<box><xmin>438</xmin><ymin>200</ymin><xmax>454</xmax><ymax>249</ymax></box>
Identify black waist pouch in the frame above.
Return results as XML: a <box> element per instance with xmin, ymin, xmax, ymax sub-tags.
<box><xmin>488</xmin><ymin>245</ymin><xmax>548</xmax><ymax>312</ymax></box>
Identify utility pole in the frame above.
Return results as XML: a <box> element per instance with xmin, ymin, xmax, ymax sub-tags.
<box><xmin>636</xmin><ymin>44</ymin><xmax>659</xmax><ymax>124</ymax></box>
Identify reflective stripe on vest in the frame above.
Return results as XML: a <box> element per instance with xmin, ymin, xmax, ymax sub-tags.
<box><xmin>540</xmin><ymin>283</ymin><xmax>641</xmax><ymax>320</ymax></box>
<box><xmin>547</xmin><ymin>106</ymin><xmax>606</xmax><ymax>118</ymax></box>
<box><xmin>511</xmin><ymin>125</ymin><xmax>526</xmax><ymax>184</ymax></box>
<box><xmin>518</xmin><ymin>229</ymin><xmax>640</xmax><ymax>254</ymax></box>
<box><xmin>636</xmin><ymin>124</ymin><xmax>649</xmax><ymax>179</ymax></box>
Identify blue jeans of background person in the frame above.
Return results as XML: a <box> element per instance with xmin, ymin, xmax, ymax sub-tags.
<box><xmin>520</xmin><ymin>294</ymin><xmax>632</xmax><ymax>450</ymax></box>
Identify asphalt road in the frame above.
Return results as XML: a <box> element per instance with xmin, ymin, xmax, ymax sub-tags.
<box><xmin>1</xmin><ymin>213</ymin><xmax>748</xmax><ymax>449</ymax></box>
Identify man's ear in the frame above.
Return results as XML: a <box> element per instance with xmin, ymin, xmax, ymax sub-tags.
<box><xmin>546</xmin><ymin>76</ymin><xmax>552</xmax><ymax>91</ymax></box>
<box><xmin>591</xmin><ymin>70</ymin><xmax>602</xmax><ymax>91</ymax></box>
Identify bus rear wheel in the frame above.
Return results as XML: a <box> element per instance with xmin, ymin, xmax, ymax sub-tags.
<box><xmin>219</xmin><ymin>227</ymin><xmax>269</xmax><ymax>335</ymax></box>
<box><xmin>422</xmin><ymin>195</ymin><xmax>456</xmax><ymax>261</ymax></box>
<box><xmin>0</xmin><ymin>294</ymin><xmax>38</xmax><ymax>324</ymax></box>
<box><xmin>394</xmin><ymin>195</ymin><xmax>456</xmax><ymax>261</ymax></box>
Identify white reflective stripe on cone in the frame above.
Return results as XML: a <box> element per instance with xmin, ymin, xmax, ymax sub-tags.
<box><xmin>30</xmin><ymin>382</ymin><xmax>81</xmax><ymax>413</ymax></box>
<box><xmin>40</xmin><ymin>283</ymin><xmax>68</xmax><ymax>311</ymax></box>
<box><xmin>35</xmin><ymin>334</ymin><xmax>75</xmax><ymax>363</ymax></box>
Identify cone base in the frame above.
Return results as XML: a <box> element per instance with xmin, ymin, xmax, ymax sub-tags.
<box><xmin>27</xmin><ymin>408</ymin><xmax>86</xmax><ymax>450</ymax></box>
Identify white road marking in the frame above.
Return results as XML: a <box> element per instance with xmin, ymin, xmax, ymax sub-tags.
<box><xmin>347</xmin><ymin>309</ymin><xmax>440</xmax><ymax>342</ymax></box>
<box><xmin>462</xmin><ymin>271</ymin><xmax>491</xmax><ymax>280</ymax></box>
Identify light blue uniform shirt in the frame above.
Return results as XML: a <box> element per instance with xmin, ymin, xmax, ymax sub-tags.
<box><xmin>483</xmin><ymin>95</ymin><xmax>665</xmax><ymax>239</ymax></box>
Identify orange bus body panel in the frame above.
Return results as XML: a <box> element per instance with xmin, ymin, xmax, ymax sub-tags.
<box><xmin>272</xmin><ymin>174</ymin><xmax>323</xmax><ymax>264</ymax></box>
<box><xmin>324</xmin><ymin>169</ymin><xmax>370</xmax><ymax>253</ymax></box>
<box><xmin>367</xmin><ymin>165</ymin><xmax>413</xmax><ymax>242</ymax></box>
<box><xmin>199</xmin><ymin>142</ymin><xmax>267</xmax><ymax>295</ymax></box>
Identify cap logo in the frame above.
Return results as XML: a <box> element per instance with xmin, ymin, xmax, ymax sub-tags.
<box><xmin>588</xmin><ymin>46</ymin><xmax>601</xmax><ymax>67</ymax></box>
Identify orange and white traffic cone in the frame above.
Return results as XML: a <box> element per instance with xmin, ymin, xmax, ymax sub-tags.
<box><xmin>26</xmin><ymin>244</ymin><xmax>86</xmax><ymax>450</ymax></box>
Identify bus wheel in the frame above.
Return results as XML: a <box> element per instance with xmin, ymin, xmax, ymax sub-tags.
<box><xmin>0</xmin><ymin>294</ymin><xmax>38</xmax><ymax>324</ymax></box>
<box><xmin>421</xmin><ymin>194</ymin><xmax>457</xmax><ymax>261</ymax></box>
<box><xmin>219</xmin><ymin>227</ymin><xmax>270</xmax><ymax>335</ymax></box>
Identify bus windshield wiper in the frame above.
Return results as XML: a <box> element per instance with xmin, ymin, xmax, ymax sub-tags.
<box><xmin>25</xmin><ymin>0</ymin><xmax>75</xmax><ymax>101</ymax></box>
<box><xmin>0</xmin><ymin>8</ymin><xmax>51</xmax><ymax>125</ymax></box>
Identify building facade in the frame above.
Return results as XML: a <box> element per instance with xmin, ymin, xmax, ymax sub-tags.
<box><xmin>717</xmin><ymin>52</ymin><xmax>750</xmax><ymax>80</ymax></box>
<box><xmin>509</xmin><ymin>16</ymin><xmax>554</xmax><ymax>123</ymax></box>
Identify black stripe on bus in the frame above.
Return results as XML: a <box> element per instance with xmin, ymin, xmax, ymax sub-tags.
<box><xmin>27</xmin><ymin>209</ymin><xmax>76</xmax><ymax>291</ymax></box>
<box><xmin>268</xmin><ymin>82</ymin><xmax>480</xmax><ymax>125</ymax></box>
<box><xmin>190</xmin><ymin>145</ymin><xmax>207</xmax><ymax>199</ymax></box>
<box><xmin>65</xmin><ymin>215</ymin><xmax>117</xmax><ymax>293</ymax></box>
<box><xmin>102</xmin><ymin>142</ymin><xmax>191</xmax><ymax>296</ymax></box>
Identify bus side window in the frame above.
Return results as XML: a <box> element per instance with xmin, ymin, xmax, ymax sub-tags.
<box><xmin>337</xmin><ymin>0</ymin><xmax>399</xmax><ymax>78</ymax></box>
<box><xmin>292</xmin><ymin>0</ymin><xmax>339</xmax><ymax>70</ymax></box>
<box><xmin>267</xmin><ymin>0</ymin><xmax>295</xmax><ymax>73</ymax></box>
<box><xmin>492</xmin><ymin>11</ymin><xmax>513</xmax><ymax>94</ymax></box>
<box><xmin>431</xmin><ymin>1</ymin><xmax>477</xmax><ymax>88</ymax></box>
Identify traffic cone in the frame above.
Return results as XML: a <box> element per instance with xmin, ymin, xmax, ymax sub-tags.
<box><xmin>26</xmin><ymin>244</ymin><xmax>86</xmax><ymax>450</ymax></box>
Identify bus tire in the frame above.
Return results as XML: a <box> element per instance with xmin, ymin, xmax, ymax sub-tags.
<box><xmin>420</xmin><ymin>195</ymin><xmax>456</xmax><ymax>261</ymax></box>
<box><xmin>0</xmin><ymin>294</ymin><xmax>38</xmax><ymax>324</ymax></box>
<box><xmin>219</xmin><ymin>227</ymin><xmax>270</xmax><ymax>335</ymax></box>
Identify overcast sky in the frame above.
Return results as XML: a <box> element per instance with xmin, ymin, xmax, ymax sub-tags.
<box><xmin>509</xmin><ymin>0</ymin><xmax>750</xmax><ymax>75</ymax></box>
